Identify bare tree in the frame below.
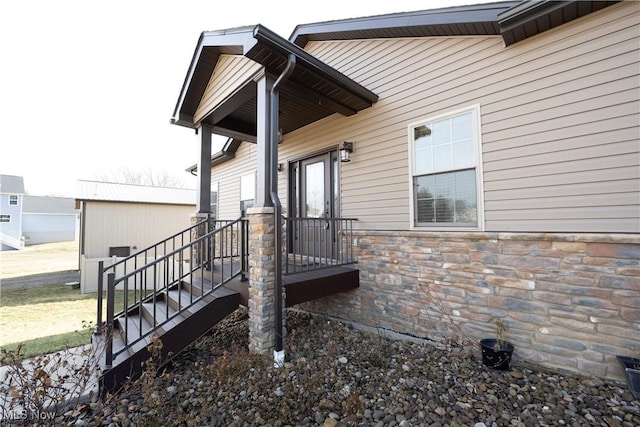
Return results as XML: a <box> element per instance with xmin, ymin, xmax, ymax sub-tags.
<box><xmin>94</xmin><ymin>167</ymin><xmax>187</xmax><ymax>188</ymax></box>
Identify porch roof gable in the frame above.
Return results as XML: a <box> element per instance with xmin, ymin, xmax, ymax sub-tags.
<box><xmin>171</xmin><ymin>25</ymin><xmax>379</xmax><ymax>139</ymax></box>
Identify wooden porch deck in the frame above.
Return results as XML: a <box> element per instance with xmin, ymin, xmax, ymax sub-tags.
<box><xmin>193</xmin><ymin>255</ymin><xmax>358</xmax><ymax>308</ymax></box>
<box><xmin>224</xmin><ymin>265</ymin><xmax>359</xmax><ymax>307</ymax></box>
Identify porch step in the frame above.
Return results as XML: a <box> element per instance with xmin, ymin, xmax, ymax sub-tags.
<box><xmin>98</xmin><ymin>279</ymin><xmax>240</xmax><ymax>393</ymax></box>
<box><xmin>140</xmin><ymin>299</ymin><xmax>181</xmax><ymax>331</ymax></box>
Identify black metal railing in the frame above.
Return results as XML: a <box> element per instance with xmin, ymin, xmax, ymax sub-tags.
<box><xmin>97</xmin><ymin>217</ymin><xmax>248</xmax><ymax>367</ymax></box>
<box><xmin>284</xmin><ymin>217</ymin><xmax>357</xmax><ymax>274</ymax></box>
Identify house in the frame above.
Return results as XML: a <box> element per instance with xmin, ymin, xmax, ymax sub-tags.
<box><xmin>76</xmin><ymin>180</ymin><xmax>197</xmax><ymax>293</ymax></box>
<box><xmin>0</xmin><ymin>175</ymin><xmax>79</xmax><ymax>250</ymax></box>
<box><xmin>96</xmin><ymin>0</ymin><xmax>638</xmax><ymax>390</ymax></box>
<box><xmin>22</xmin><ymin>196</ymin><xmax>79</xmax><ymax>245</ymax></box>
<box><xmin>0</xmin><ymin>175</ymin><xmax>26</xmax><ymax>250</ymax></box>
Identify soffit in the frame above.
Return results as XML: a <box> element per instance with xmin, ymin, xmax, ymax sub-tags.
<box><xmin>498</xmin><ymin>0</ymin><xmax>620</xmax><ymax>46</ymax></box>
<box><xmin>290</xmin><ymin>2</ymin><xmax>520</xmax><ymax>47</ymax></box>
<box><xmin>290</xmin><ymin>1</ymin><xmax>619</xmax><ymax>48</ymax></box>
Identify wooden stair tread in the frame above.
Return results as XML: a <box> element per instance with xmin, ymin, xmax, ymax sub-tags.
<box><xmin>166</xmin><ymin>289</ymin><xmax>214</xmax><ymax>312</ymax></box>
<box><xmin>140</xmin><ymin>301</ymin><xmax>181</xmax><ymax>330</ymax></box>
<box><xmin>99</xmin><ymin>283</ymin><xmax>241</xmax><ymax>393</ymax></box>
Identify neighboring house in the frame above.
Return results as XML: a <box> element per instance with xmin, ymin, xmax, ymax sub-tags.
<box><xmin>1</xmin><ymin>174</ymin><xmax>81</xmax><ymax>250</ymax></box>
<box><xmin>167</xmin><ymin>0</ymin><xmax>640</xmax><ymax>381</ymax></box>
<box><xmin>22</xmin><ymin>196</ymin><xmax>79</xmax><ymax>245</ymax></box>
<box><xmin>76</xmin><ymin>180</ymin><xmax>197</xmax><ymax>293</ymax></box>
<box><xmin>0</xmin><ymin>175</ymin><xmax>26</xmax><ymax>250</ymax></box>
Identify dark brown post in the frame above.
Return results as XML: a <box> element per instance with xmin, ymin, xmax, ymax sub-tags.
<box><xmin>96</xmin><ymin>260</ymin><xmax>104</xmax><ymax>333</ymax></box>
<box><xmin>196</xmin><ymin>123</ymin><xmax>212</xmax><ymax>213</ymax></box>
<box><xmin>105</xmin><ymin>272</ymin><xmax>115</xmax><ymax>369</ymax></box>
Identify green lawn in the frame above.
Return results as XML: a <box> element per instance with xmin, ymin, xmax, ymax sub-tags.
<box><xmin>0</xmin><ymin>240</ymin><xmax>79</xmax><ymax>279</ymax></box>
<box><xmin>0</xmin><ymin>284</ymin><xmax>143</xmax><ymax>359</ymax></box>
<box><xmin>1</xmin><ymin>330</ymin><xmax>93</xmax><ymax>359</ymax></box>
<box><xmin>1</xmin><ymin>283</ymin><xmax>93</xmax><ymax>307</ymax></box>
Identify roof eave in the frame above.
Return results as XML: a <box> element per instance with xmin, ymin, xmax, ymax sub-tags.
<box><xmin>290</xmin><ymin>1</ymin><xmax>520</xmax><ymax>47</ymax></box>
<box><xmin>171</xmin><ymin>28</ymin><xmax>260</xmax><ymax>129</ymax></box>
<box><xmin>498</xmin><ymin>0</ymin><xmax>621</xmax><ymax>46</ymax></box>
<box><xmin>252</xmin><ymin>25</ymin><xmax>378</xmax><ymax>106</ymax></box>
<box><xmin>498</xmin><ymin>0</ymin><xmax>573</xmax><ymax>46</ymax></box>
<box><xmin>185</xmin><ymin>138</ymin><xmax>242</xmax><ymax>174</ymax></box>
<box><xmin>172</xmin><ymin>24</ymin><xmax>379</xmax><ymax>131</ymax></box>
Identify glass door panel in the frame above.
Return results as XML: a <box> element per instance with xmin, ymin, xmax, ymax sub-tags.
<box><xmin>290</xmin><ymin>151</ymin><xmax>338</xmax><ymax>264</ymax></box>
<box><xmin>304</xmin><ymin>161</ymin><xmax>325</xmax><ymax>217</ymax></box>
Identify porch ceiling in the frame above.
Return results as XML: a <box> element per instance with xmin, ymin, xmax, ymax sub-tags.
<box><xmin>172</xmin><ymin>25</ymin><xmax>378</xmax><ymax>142</ymax></box>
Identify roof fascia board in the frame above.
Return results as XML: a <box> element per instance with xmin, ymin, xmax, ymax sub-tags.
<box><xmin>210</xmin><ymin>137</ymin><xmax>241</xmax><ymax>166</ymax></box>
<box><xmin>185</xmin><ymin>151</ymin><xmax>235</xmax><ymax>174</ymax></box>
<box><xmin>171</xmin><ymin>27</ymin><xmax>259</xmax><ymax>128</ymax></box>
<box><xmin>199</xmin><ymin>27</ymin><xmax>259</xmax><ymax>55</ymax></box>
<box><xmin>290</xmin><ymin>2</ymin><xmax>519</xmax><ymax>46</ymax></box>
<box><xmin>498</xmin><ymin>0</ymin><xmax>619</xmax><ymax>46</ymax></box>
<box><xmin>498</xmin><ymin>0</ymin><xmax>572</xmax><ymax>25</ymax></box>
<box><xmin>185</xmin><ymin>138</ymin><xmax>242</xmax><ymax>174</ymax></box>
<box><xmin>173</xmin><ymin>112</ymin><xmax>196</xmax><ymax>129</ymax></box>
<box><xmin>77</xmin><ymin>199</ymin><xmax>194</xmax><ymax>206</ymax></box>
<box><xmin>172</xmin><ymin>32</ymin><xmax>210</xmax><ymax>126</ymax></box>
<box><xmin>172</xmin><ymin>24</ymin><xmax>377</xmax><ymax>129</ymax></box>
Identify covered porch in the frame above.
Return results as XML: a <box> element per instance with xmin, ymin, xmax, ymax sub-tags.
<box><xmin>171</xmin><ymin>24</ymin><xmax>378</xmax><ymax>360</ymax></box>
<box><xmin>95</xmin><ymin>214</ymin><xmax>359</xmax><ymax>392</ymax></box>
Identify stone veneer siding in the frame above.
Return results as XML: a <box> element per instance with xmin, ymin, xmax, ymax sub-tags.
<box><xmin>247</xmin><ymin>207</ymin><xmax>277</xmax><ymax>355</ymax></box>
<box><xmin>300</xmin><ymin>231</ymin><xmax>640</xmax><ymax>380</ymax></box>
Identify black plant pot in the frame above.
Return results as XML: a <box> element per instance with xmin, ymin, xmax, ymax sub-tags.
<box><xmin>616</xmin><ymin>355</ymin><xmax>640</xmax><ymax>401</ymax></box>
<box><xmin>480</xmin><ymin>339</ymin><xmax>514</xmax><ymax>371</ymax></box>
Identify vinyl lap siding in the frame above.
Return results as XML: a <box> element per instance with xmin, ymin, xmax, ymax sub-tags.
<box><xmin>213</xmin><ymin>142</ymin><xmax>257</xmax><ymax>220</ymax></box>
<box><xmin>194</xmin><ymin>55</ymin><xmax>262</xmax><ymax>125</ymax></box>
<box><xmin>83</xmin><ymin>202</ymin><xmax>195</xmax><ymax>258</ymax></box>
<box><xmin>301</xmin><ymin>1</ymin><xmax>639</xmax><ymax>233</ymax></box>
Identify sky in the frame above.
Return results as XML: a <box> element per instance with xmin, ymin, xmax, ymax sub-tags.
<box><xmin>0</xmin><ymin>0</ymin><xmax>496</xmax><ymax>196</ymax></box>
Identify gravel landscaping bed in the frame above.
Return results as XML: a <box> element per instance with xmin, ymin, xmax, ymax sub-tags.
<box><xmin>71</xmin><ymin>308</ymin><xmax>638</xmax><ymax>427</ymax></box>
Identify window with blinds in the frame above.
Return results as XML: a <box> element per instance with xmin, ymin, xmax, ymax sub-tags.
<box><xmin>410</xmin><ymin>106</ymin><xmax>481</xmax><ymax>228</ymax></box>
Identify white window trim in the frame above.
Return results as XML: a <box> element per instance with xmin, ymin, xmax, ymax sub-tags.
<box><xmin>407</xmin><ymin>104</ymin><xmax>485</xmax><ymax>231</ymax></box>
<box><xmin>0</xmin><ymin>214</ymin><xmax>11</xmax><ymax>223</ymax></box>
<box><xmin>210</xmin><ymin>181</ymin><xmax>219</xmax><ymax>219</ymax></box>
<box><xmin>8</xmin><ymin>195</ymin><xmax>18</xmax><ymax>206</ymax></box>
<box><xmin>240</xmin><ymin>172</ymin><xmax>256</xmax><ymax>202</ymax></box>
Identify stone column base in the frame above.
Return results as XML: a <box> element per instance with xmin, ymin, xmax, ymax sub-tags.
<box><xmin>247</xmin><ymin>206</ymin><xmax>276</xmax><ymax>354</ymax></box>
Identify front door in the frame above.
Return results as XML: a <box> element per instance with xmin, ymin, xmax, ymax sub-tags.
<box><xmin>289</xmin><ymin>151</ymin><xmax>339</xmax><ymax>262</ymax></box>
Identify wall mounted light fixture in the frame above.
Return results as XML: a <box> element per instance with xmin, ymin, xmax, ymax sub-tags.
<box><xmin>339</xmin><ymin>141</ymin><xmax>354</xmax><ymax>162</ymax></box>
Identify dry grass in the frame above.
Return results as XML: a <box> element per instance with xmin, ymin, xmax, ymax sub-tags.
<box><xmin>1</xmin><ymin>284</ymin><xmax>135</xmax><ymax>351</ymax></box>
<box><xmin>1</xmin><ymin>299</ymin><xmax>96</xmax><ymax>346</ymax></box>
<box><xmin>0</xmin><ymin>240</ymin><xmax>79</xmax><ymax>279</ymax></box>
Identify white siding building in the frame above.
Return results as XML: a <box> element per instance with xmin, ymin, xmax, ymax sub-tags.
<box><xmin>76</xmin><ymin>180</ymin><xmax>196</xmax><ymax>293</ymax></box>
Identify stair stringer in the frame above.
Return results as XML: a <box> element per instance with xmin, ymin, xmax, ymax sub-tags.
<box><xmin>99</xmin><ymin>286</ymin><xmax>240</xmax><ymax>394</ymax></box>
